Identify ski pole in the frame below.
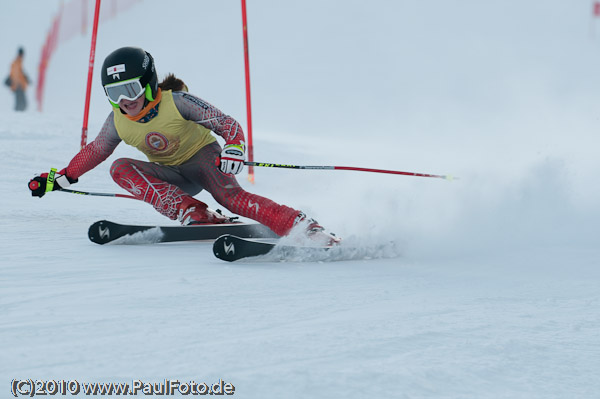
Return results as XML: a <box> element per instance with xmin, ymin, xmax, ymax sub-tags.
<box><xmin>58</xmin><ymin>188</ymin><xmax>139</xmax><ymax>200</ymax></box>
<box><xmin>57</xmin><ymin>161</ymin><xmax>453</xmax><ymax>201</ymax></box>
<box><xmin>245</xmin><ymin>162</ymin><xmax>455</xmax><ymax>180</ymax></box>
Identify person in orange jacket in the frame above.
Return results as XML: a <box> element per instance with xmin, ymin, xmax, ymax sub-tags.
<box><xmin>8</xmin><ymin>47</ymin><xmax>29</xmax><ymax>111</ymax></box>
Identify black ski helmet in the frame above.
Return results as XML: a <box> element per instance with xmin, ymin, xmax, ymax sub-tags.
<box><xmin>101</xmin><ymin>47</ymin><xmax>158</xmax><ymax>106</ymax></box>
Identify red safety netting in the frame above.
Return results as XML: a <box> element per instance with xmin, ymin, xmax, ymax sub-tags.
<box><xmin>36</xmin><ymin>0</ymin><xmax>142</xmax><ymax>111</ymax></box>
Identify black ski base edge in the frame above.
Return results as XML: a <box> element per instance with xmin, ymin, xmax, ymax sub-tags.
<box><xmin>88</xmin><ymin>220</ymin><xmax>279</xmax><ymax>245</ymax></box>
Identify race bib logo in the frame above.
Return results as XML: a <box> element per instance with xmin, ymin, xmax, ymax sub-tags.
<box><xmin>145</xmin><ymin>132</ymin><xmax>169</xmax><ymax>151</ymax></box>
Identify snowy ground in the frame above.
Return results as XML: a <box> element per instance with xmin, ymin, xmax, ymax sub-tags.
<box><xmin>2</xmin><ymin>1</ymin><xmax>600</xmax><ymax>398</ymax></box>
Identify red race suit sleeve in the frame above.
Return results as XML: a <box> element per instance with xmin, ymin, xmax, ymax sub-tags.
<box><xmin>172</xmin><ymin>92</ymin><xmax>245</xmax><ymax>144</ymax></box>
<box><xmin>65</xmin><ymin>113</ymin><xmax>122</xmax><ymax>179</ymax></box>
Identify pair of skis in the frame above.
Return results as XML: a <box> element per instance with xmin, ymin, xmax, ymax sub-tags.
<box><xmin>88</xmin><ymin>220</ymin><xmax>333</xmax><ymax>262</ymax></box>
<box><xmin>69</xmin><ymin>160</ymin><xmax>452</xmax><ymax>261</ymax></box>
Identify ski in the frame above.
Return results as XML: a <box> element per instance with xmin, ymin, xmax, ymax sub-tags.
<box><xmin>212</xmin><ymin>234</ymin><xmax>334</xmax><ymax>262</ymax></box>
<box><xmin>88</xmin><ymin>220</ymin><xmax>279</xmax><ymax>245</ymax></box>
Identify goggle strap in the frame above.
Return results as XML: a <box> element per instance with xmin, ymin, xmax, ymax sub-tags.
<box><xmin>145</xmin><ymin>84</ymin><xmax>154</xmax><ymax>102</ymax></box>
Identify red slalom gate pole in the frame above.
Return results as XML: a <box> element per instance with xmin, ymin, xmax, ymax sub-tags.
<box><xmin>241</xmin><ymin>0</ymin><xmax>255</xmax><ymax>183</ymax></box>
<box><xmin>244</xmin><ymin>162</ymin><xmax>456</xmax><ymax>180</ymax></box>
<box><xmin>80</xmin><ymin>0</ymin><xmax>101</xmax><ymax>149</ymax></box>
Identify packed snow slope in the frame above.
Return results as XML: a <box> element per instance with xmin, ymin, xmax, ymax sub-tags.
<box><xmin>1</xmin><ymin>1</ymin><xmax>600</xmax><ymax>398</ymax></box>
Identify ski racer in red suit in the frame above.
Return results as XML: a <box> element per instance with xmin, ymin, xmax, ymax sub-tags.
<box><xmin>29</xmin><ymin>46</ymin><xmax>335</xmax><ymax>241</ymax></box>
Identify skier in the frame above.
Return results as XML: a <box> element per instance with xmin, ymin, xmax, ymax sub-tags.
<box><xmin>7</xmin><ymin>47</ymin><xmax>29</xmax><ymax>111</ymax></box>
<box><xmin>28</xmin><ymin>46</ymin><xmax>337</xmax><ymax>244</ymax></box>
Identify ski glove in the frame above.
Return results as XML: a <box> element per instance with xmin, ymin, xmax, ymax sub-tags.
<box><xmin>219</xmin><ymin>142</ymin><xmax>246</xmax><ymax>175</ymax></box>
<box><xmin>29</xmin><ymin>168</ymin><xmax>78</xmax><ymax>198</ymax></box>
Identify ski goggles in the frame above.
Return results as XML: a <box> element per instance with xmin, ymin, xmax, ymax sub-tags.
<box><xmin>103</xmin><ymin>77</ymin><xmax>145</xmax><ymax>105</ymax></box>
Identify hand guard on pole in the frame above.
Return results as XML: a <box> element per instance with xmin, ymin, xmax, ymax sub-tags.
<box><xmin>219</xmin><ymin>142</ymin><xmax>246</xmax><ymax>175</ymax></box>
<box><xmin>29</xmin><ymin>168</ymin><xmax>78</xmax><ymax>198</ymax></box>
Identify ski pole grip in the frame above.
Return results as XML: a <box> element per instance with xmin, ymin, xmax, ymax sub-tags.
<box><xmin>45</xmin><ymin>168</ymin><xmax>57</xmax><ymax>193</ymax></box>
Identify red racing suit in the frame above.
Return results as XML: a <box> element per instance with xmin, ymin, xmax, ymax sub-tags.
<box><xmin>64</xmin><ymin>89</ymin><xmax>300</xmax><ymax>236</ymax></box>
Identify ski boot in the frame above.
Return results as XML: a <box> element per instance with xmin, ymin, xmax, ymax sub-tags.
<box><xmin>177</xmin><ymin>197</ymin><xmax>236</xmax><ymax>225</ymax></box>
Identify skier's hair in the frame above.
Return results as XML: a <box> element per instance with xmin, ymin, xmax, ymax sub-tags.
<box><xmin>159</xmin><ymin>73</ymin><xmax>188</xmax><ymax>92</ymax></box>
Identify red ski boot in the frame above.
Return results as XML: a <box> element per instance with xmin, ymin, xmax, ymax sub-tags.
<box><xmin>177</xmin><ymin>197</ymin><xmax>234</xmax><ymax>225</ymax></box>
